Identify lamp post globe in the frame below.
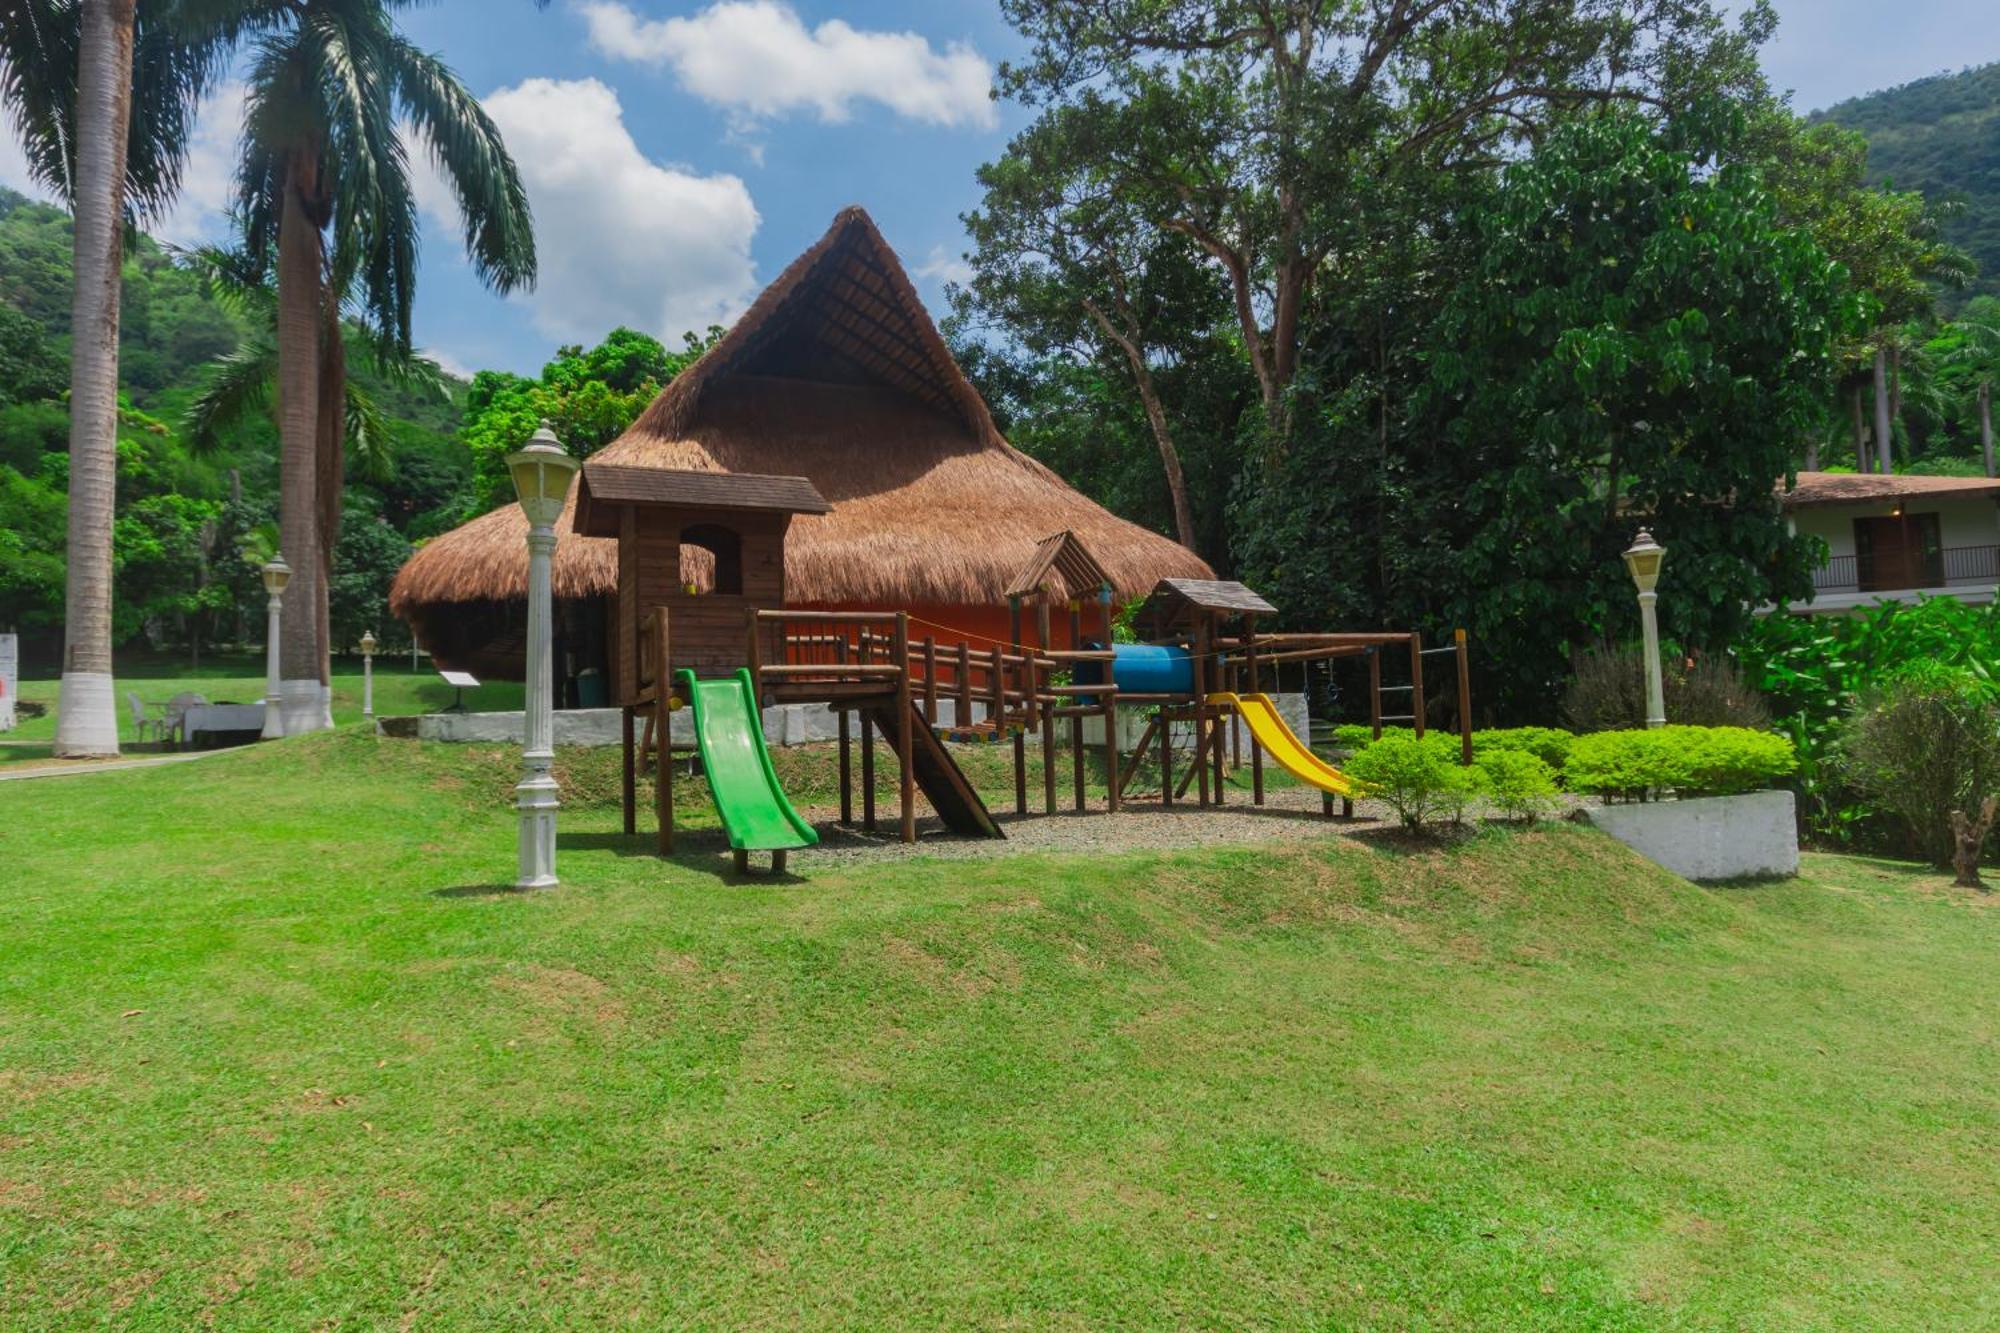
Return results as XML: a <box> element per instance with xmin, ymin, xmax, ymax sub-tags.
<box><xmin>260</xmin><ymin>556</ymin><xmax>292</xmax><ymax>740</ymax></box>
<box><xmin>1622</xmin><ymin>530</ymin><xmax>1668</xmax><ymax>729</ymax></box>
<box><xmin>506</xmin><ymin>421</ymin><xmax>581</xmax><ymax>889</ymax></box>
<box><xmin>359</xmin><ymin>631</ymin><xmax>378</xmax><ymax>719</ymax></box>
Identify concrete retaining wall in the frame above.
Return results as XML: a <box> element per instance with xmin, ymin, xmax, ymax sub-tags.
<box><xmin>1584</xmin><ymin>789</ymin><xmax>1798</xmax><ymax>881</ymax></box>
<box><xmin>386</xmin><ymin>692</ymin><xmax>1315</xmax><ymax>754</ymax></box>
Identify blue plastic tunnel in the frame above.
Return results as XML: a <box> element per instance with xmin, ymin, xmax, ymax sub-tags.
<box><xmin>1072</xmin><ymin>642</ymin><xmax>1196</xmax><ymax>698</ymax></box>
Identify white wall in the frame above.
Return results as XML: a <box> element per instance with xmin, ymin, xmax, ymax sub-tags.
<box><xmin>1795</xmin><ymin>497</ymin><xmax>2000</xmax><ymax>585</ymax></box>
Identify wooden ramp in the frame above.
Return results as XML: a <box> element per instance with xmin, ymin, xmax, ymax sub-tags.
<box><xmin>864</xmin><ymin>699</ymin><xmax>1004</xmax><ymax>839</ymax></box>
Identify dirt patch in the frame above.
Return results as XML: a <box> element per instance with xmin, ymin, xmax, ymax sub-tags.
<box><xmin>491</xmin><ymin>965</ymin><xmax>629</xmax><ymax>1033</ymax></box>
<box><xmin>0</xmin><ymin>1068</ymin><xmax>97</xmax><ymax>1103</ymax></box>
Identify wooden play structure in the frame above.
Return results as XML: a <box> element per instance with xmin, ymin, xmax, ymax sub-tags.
<box><xmin>576</xmin><ymin>458</ymin><xmax>1473</xmax><ymax>870</ymax></box>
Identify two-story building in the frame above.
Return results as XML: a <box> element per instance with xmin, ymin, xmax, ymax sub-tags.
<box><xmin>1782</xmin><ymin>472</ymin><xmax>2000</xmax><ymax>614</ymax></box>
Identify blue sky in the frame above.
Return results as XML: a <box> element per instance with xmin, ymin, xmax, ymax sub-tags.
<box><xmin>2</xmin><ymin>1</ymin><xmax>1995</xmax><ymax>378</ymax></box>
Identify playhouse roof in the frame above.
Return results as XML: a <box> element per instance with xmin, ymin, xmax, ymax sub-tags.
<box><xmin>389</xmin><ymin>207</ymin><xmax>1211</xmax><ymax>628</ymax></box>
<box><xmin>1137</xmin><ymin>579</ymin><xmax>1279</xmax><ymax>632</ymax></box>
<box><xmin>573</xmin><ymin>464</ymin><xmax>829</xmax><ymax>537</ymax></box>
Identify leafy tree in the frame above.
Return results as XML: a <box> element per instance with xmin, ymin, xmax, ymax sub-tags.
<box><xmin>991</xmin><ymin>0</ymin><xmax>1776</xmax><ymax>442</ymax></box>
<box><xmin>326</xmin><ymin>492</ymin><xmax>409</xmax><ymax>654</ymax></box>
<box><xmin>458</xmin><ymin>326</ymin><xmax>718</xmax><ymax>510</ymax></box>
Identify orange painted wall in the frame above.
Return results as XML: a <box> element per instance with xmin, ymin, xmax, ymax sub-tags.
<box><xmin>794</xmin><ymin>600</ymin><xmax>1116</xmax><ymax>656</ymax></box>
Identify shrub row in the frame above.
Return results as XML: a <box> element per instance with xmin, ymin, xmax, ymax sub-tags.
<box><xmin>1344</xmin><ymin>735</ymin><xmax>1561</xmax><ymax>830</ymax></box>
<box><xmin>1563</xmin><ymin>726</ymin><xmax>1797</xmax><ymax>801</ymax></box>
<box><xmin>1331</xmin><ymin>724</ymin><xmax>1575</xmax><ymax>769</ymax></box>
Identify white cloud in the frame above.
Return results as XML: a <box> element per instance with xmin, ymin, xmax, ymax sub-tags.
<box><xmin>420</xmin><ymin>346</ymin><xmax>475</xmax><ymax>381</ymax></box>
<box><xmin>415</xmin><ymin>77</ymin><xmax>760</xmax><ymax>346</ymax></box>
<box><xmin>0</xmin><ymin>80</ymin><xmax>243</xmax><ymax>239</ymax></box>
<box><xmin>150</xmin><ymin>81</ymin><xmax>247</xmax><ymax>247</ymax></box>
<box><xmin>913</xmin><ymin>243</ymin><xmax>973</xmax><ymax>288</ymax></box>
<box><xmin>578</xmin><ymin>1</ymin><xmax>996</xmax><ymax>130</ymax></box>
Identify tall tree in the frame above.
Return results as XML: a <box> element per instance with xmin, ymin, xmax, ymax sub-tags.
<box><xmin>230</xmin><ymin>0</ymin><xmax>534</xmax><ymax>731</ymax></box>
<box><xmin>1</xmin><ymin>0</ymin><xmax>227</xmax><ymax>754</ymax></box>
<box><xmin>991</xmin><ymin>0</ymin><xmax>1775</xmax><ymax>444</ymax></box>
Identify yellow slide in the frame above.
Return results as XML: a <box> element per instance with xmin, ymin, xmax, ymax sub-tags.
<box><xmin>1208</xmin><ymin>692</ymin><xmax>1355</xmax><ymax>797</ymax></box>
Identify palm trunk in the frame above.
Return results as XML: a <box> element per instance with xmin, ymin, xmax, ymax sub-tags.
<box><xmin>53</xmin><ymin>0</ymin><xmax>137</xmax><ymax>758</ymax></box>
<box><xmin>1981</xmin><ymin>380</ymin><xmax>1994</xmax><ymax>480</ymax></box>
<box><xmin>276</xmin><ymin>153</ymin><xmax>326</xmax><ymax>732</ymax></box>
<box><xmin>313</xmin><ymin>294</ymin><xmax>346</xmax><ymax>727</ymax></box>
<box><xmin>1851</xmin><ymin>383</ymin><xmax>1870</xmax><ymax>474</ymax></box>
<box><xmin>1873</xmin><ymin>345</ymin><xmax>1894</xmax><ymax>475</ymax></box>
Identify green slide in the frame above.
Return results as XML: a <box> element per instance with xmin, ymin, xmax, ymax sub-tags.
<box><xmin>677</xmin><ymin>669</ymin><xmax>818</xmax><ymax>856</ymax></box>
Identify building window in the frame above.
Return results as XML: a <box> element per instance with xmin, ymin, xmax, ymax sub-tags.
<box><xmin>680</xmin><ymin>524</ymin><xmax>743</xmax><ymax>595</ymax></box>
<box><xmin>1854</xmin><ymin>512</ymin><xmax>1942</xmax><ymax>591</ymax></box>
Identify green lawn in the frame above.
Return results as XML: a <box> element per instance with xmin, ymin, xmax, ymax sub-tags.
<box><xmin>1</xmin><ymin>731</ymin><xmax>1994</xmax><ymax>1327</ymax></box>
<box><xmin>4</xmin><ymin>655</ymin><xmax>524</xmax><ymax>750</ymax></box>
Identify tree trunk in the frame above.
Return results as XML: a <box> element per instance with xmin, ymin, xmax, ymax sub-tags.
<box><xmin>314</xmin><ymin>291</ymin><xmax>345</xmax><ymax>727</ymax></box>
<box><xmin>1981</xmin><ymin>380</ymin><xmax>1994</xmax><ymax>479</ymax></box>
<box><xmin>1082</xmin><ymin>299</ymin><xmax>1199</xmax><ymax>551</ymax></box>
<box><xmin>53</xmin><ymin>0</ymin><xmax>137</xmax><ymax>758</ymax></box>
<box><xmin>1851</xmin><ymin>383</ymin><xmax>1870</xmax><ymax>474</ymax></box>
<box><xmin>276</xmin><ymin>153</ymin><xmax>326</xmax><ymax>732</ymax></box>
<box><xmin>1803</xmin><ymin>434</ymin><xmax>1819</xmax><ymax>472</ymax></box>
<box><xmin>1949</xmin><ymin>796</ymin><xmax>1997</xmax><ymax>889</ymax></box>
<box><xmin>1873</xmin><ymin>345</ymin><xmax>1894</xmax><ymax>475</ymax></box>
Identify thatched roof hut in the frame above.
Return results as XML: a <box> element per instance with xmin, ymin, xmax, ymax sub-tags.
<box><xmin>390</xmin><ymin>206</ymin><xmax>1212</xmax><ymax>682</ymax></box>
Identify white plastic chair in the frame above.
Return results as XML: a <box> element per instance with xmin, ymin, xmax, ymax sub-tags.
<box><xmin>126</xmin><ymin>692</ymin><xmax>162</xmax><ymax>746</ymax></box>
<box><xmin>161</xmin><ymin>692</ymin><xmax>208</xmax><ymax>748</ymax></box>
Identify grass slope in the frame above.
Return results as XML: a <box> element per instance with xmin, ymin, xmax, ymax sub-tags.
<box><xmin>0</xmin><ymin>732</ymin><xmax>1995</xmax><ymax>1327</ymax></box>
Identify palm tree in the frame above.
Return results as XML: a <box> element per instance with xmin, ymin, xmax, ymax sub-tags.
<box><xmin>1942</xmin><ymin>309</ymin><xmax>2000</xmax><ymax>478</ymax></box>
<box><xmin>1</xmin><ymin>0</ymin><xmax>229</xmax><ymax>755</ymax></box>
<box><xmin>229</xmin><ymin>0</ymin><xmax>534</xmax><ymax>731</ymax></box>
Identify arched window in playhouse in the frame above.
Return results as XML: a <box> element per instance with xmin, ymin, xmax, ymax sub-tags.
<box><xmin>679</xmin><ymin>523</ymin><xmax>743</xmax><ymax>595</ymax></box>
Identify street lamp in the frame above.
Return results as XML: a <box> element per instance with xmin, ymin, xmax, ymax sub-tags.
<box><xmin>260</xmin><ymin>555</ymin><xmax>292</xmax><ymax>740</ymax></box>
<box><xmin>360</xmin><ymin>631</ymin><xmax>378</xmax><ymax>719</ymax></box>
<box><xmin>506</xmin><ymin>421</ymin><xmax>580</xmax><ymax>889</ymax></box>
<box><xmin>1623</xmin><ymin>529</ymin><xmax>1668</xmax><ymax>730</ymax></box>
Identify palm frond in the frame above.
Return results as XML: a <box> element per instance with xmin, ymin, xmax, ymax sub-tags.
<box><xmin>171</xmin><ymin>236</ymin><xmax>279</xmax><ymax>320</ymax></box>
<box><xmin>343</xmin><ymin>376</ymin><xmax>396</xmax><ymax>483</ymax></box>
<box><xmin>388</xmin><ymin>35</ymin><xmax>536</xmax><ymax>295</ymax></box>
<box><xmin>184</xmin><ymin>339</ymin><xmax>278</xmax><ymax>451</ymax></box>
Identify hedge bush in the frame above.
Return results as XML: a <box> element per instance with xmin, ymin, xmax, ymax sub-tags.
<box><xmin>1332</xmin><ymin>724</ymin><xmax>1575</xmax><ymax>771</ymax></box>
<box><xmin>1565</xmin><ymin>726</ymin><xmax>1797</xmax><ymax>801</ymax></box>
<box><xmin>1473</xmin><ymin>749</ymin><xmax>1560</xmax><ymax>822</ymax></box>
<box><xmin>1345</xmin><ymin>735</ymin><xmax>1486</xmax><ymax>831</ymax></box>
<box><xmin>1841</xmin><ymin>666</ymin><xmax>2000</xmax><ymax>868</ymax></box>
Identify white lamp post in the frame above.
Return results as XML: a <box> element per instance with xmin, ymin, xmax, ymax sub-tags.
<box><xmin>360</xmin><ymin>631</ymin><xmax>377</xmax><ymax>718</ymax></box>
<box><xmin>507</xmin><ymin>421</ymin><xmax>580</xmax><ymax>889</ymax></box>
<box><xmin>1623</xmin><ymin>530</ymin><xmax>1668</xmax><ymax>730</ymax></box>
<box><xmin>260</xmin><ymin>555</ymin><xmax>292</xmax><ymax>740</ymax></box>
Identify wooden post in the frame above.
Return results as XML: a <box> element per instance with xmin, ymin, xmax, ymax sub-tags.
<box><xmin>1455</xmin><ymin>628</ymin><xmax>1473</xmax><ymax>765</ymax></box>
<box><xmin>621</xmin><ymin>704</ymin><xmax>636</xmax><ymax>835</ymax></box>
<box><xmin>1246</xmin><ymin>615</ymin><xmax>1263</xmax><ymax>806</ymax></box>
<box><xmin>955</xmin><ymin>640</ymin><xmax>972</xmax><ymax>731</ymax></box>
<box><xmin>1067</xmin><ymin>600</ymin><xmax>1082</xmax><ymax>653</ymax></box>
<box><xmin>653</xmin><ymin>608</ymin><xmax>672</xmax><ymax>856</ymax></box>
<box><xmin>1009</xmin><ymin>597</ymin><xmax>1027</xmax><ymax>816</ymax></box>
<box><xmin>1369</xmin><ymin>647</ymin><xmax>1383</xmax><ymax>740</ymax></box>
<box><xmin>1192</xmin><ymin>617</ymin><xmax>1211</xmax><ymax>807</ymax></box>
<box><xmin>1160</xmin><ymin>706</ymin><xmax>1175</xmax><ymax>807</ymax></box>
<box><xmin>896</xmin><ymin>613</ymin><xmax>915</xmax><ymax>843</ymax></box>
<box><xmin>1071</xmin><ymin>713</ymin><xmax>1086</xmax><ymax>812</ymax></box>
<box><xmin>1102</xmin><ymin>698</ymin><xmax>1120</xmax><ymax>813</ymax></box>
<box><xmin>1040</xmin><ymin>666</ymin><xmax>1057</xmax><ymax>816</ymax></box>
<box><xmin>987</xmin><ymin>645</ymin><xmax>1005</xmax><ymax>742</ymax></box>
<box><xmin>861</xmin><ymin>709</ymin><xmax>877</xmax><ymax>832</ymax></box>
<box><xmin>744</xmin><ymin>607</ymin><xmax>762</xmax><ymax>700</ymax></box>
<box><xmin>1410</xmin><ymin>632</ymin><xmax>1426</xmax><ymax>739</ymax></box>
<box><xmin>836</xmin><ymin>637</ymin><xmax>852</xmax><ymax>824</ymax></box>
<box><xmin>922</xmin><ymin>634</ymin><xmax>937</xmax><ymax>725</ymax></box>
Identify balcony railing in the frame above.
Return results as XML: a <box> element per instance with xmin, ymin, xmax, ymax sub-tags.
<box><xmin>1812</xmin><ymin>544</ymin><xmax>2000</xmax><ymax>593</ymax></box>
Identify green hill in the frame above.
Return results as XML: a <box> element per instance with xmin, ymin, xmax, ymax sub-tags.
<box><xmin>2</xmin><ymin>732</ymin><xmax>1997</xmax><ymax>1325</ymax></box>
<box><xmin>1818</xmin><ymin>62</ymin><xmax>2000</xmax><ymax>303</ymax></box>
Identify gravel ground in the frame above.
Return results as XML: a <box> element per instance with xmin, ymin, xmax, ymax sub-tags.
<box><xmin>781</xmin><ymin>784</ymin><xmax>1394</xmax><ymax>867</ymax></box>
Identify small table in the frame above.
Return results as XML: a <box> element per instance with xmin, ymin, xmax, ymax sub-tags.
<box><xmin>183</xmin><ymin>703</ymin><xmax>266</xmax><ymax>748</ymax></box>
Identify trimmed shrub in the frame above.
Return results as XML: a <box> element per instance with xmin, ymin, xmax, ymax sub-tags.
<box><xmin>1565</xmin><ymin>726</ymin><xmax>1797</xmax><ymax>801</ymax></box>
<box><xmin>1841</xmin><ymin>667</ymin><xmax>2000</xmax><ymax>869</ymax></box>
<box><xmin>1474</xmin><ymin>749</ymin><xmax>1560</xmax><ymax>822</ymax></box>
<box><xmin>1562</xmin><ymin>646</ymin><xmax>1770</xmax><ymax>733</ymax></box>
<box><xmin>1472</xmin><ymin>726</ymin><xmax>1574</xmax><ymax>770</ymax></box>
<box><xmin>1346</xmin><ymin>735</ymin><xmax>1486</xmax><ymax>832</ymax></box>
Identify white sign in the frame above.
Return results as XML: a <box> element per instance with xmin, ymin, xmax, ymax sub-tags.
<box><xmin>0</xmin><ymin>634</ymin><xmax>16</xmax><ymax>732</ymax></box>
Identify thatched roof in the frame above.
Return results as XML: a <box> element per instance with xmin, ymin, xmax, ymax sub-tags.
<box><xmin>391</xmin><ymin>207</ymin><xmax>1211</xmax><ymax>629</ymax></box>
